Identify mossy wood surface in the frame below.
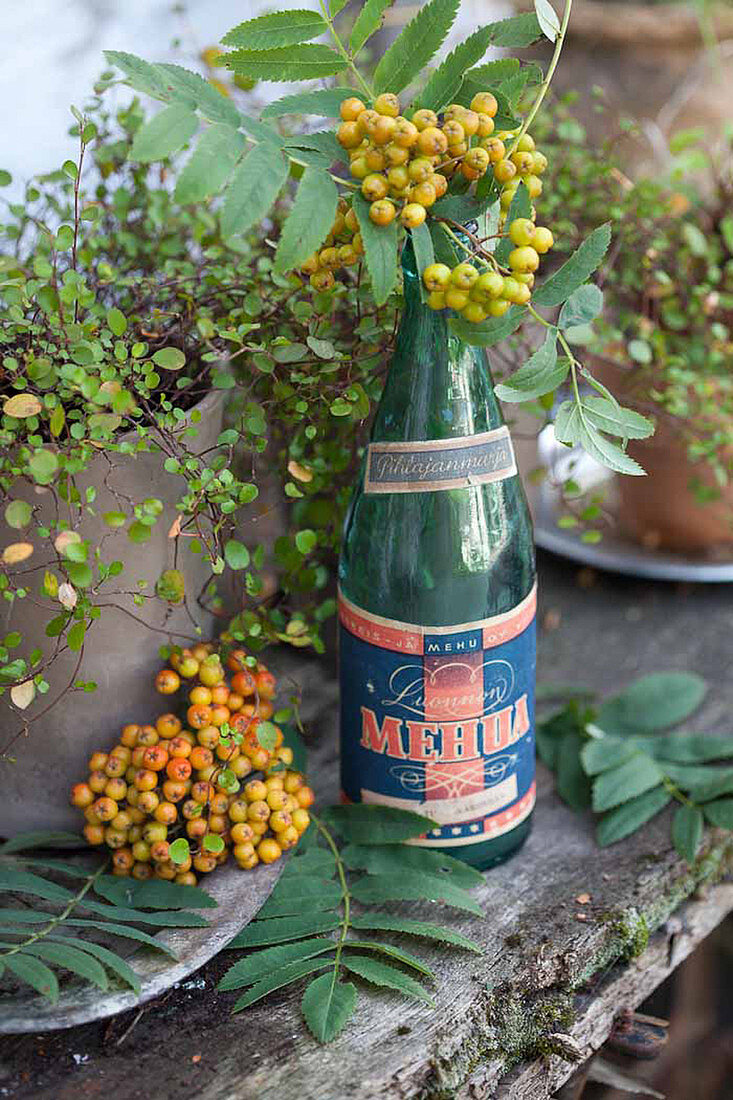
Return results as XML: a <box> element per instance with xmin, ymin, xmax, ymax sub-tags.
<box><xmin>2</xmin><ymin>553</ymin><xmax>733</xmax><ymax>1100</ymax></box>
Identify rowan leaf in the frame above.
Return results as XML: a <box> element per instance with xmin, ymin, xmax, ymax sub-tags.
<box><xmin>596</xmin><ymin>788</ymin><xmax>671</xmax><ymax>846</ymax></box>
<box><xmin>218</xmin><ymin>938</ymin><xmax>335</xmax><ymax>990</ymax></box>
<box><xmin>130</xmin><ymin>104</ymin><xmax>199</xmax><ymax>163</ymax></box>
<box><xmin>274</xmin><ymin>167</ymin><xmax>339</xmax><ymax>274</ymax></box>
<box><xmin>47</xmin><ymin>935</ymin><xmax>141</xmax><ymax>994</ymax></box>
<box><xmin>174</xmin><ymin>125</ymin><xmax>244</xmax><ymax>204</ymax></box>
<box><xmin>417</xmin><ymin>25</ymin><xmax>494</xmax><ymax>111</ymax></box>
<box><xmin>0</xmin><ymin>831</ymin><xmax>84</xmax><ymax>853</ymax></box>
<box><xmin>598</xmin><ymin>673</ymin><xmax>707</xmax><ymax>735</ymax></box>
<box><xmin>231</xmin><ymin>957</ymin><xmax>331</xmax><ymax>1012</ymax></box>
<box><xmin>703</xmin><ymin>799</ymin><xmax>733</xmax><ymax>829</ymax></box>
<box><xmin>320</xmin><ymin>803</ymin><xmax>435</xmax><ymax>844</ymax></box>
<box><xmin>22</xmin><ymin>941</ymin><xmax>109</xmax><ymax>991</ymax></box>
<box><xmin>220</xmin><ymin>142</ymin><xmax>288</xmax><ymax>239</ymax></box>
<box><xmin>581</xmin><ymin>397</ymin><xmax>653</xmax><ymax>441</ymax></box>
<box><xmin>340</xmin><ymin>843</ymin><xmax>483</xmax><ymax>888</ymax></box>
<box><xmin>639</xmin><ymin>731</ymin><xmax>733</xmax><ymax>764</ymax></box>
<box><xmin>486</xmin><ymin>12</ymin><xmax>543</xmax><ymax>47</ymax></box>
<box><xmin>352</xmin><ymin>193</ymin><xmax>399</xmax><ymax>306</ymax></box>
<box><xmin>227</xmin><ymin>913</ymin><xmax>341</xmax><ymax>949</ymax></box>
<box><xmin>350</xmin><ymin>0</ymin><xmax>395</xmax><ymax>53</ymax></box>
<box><xmin>93</xmin><ymin>875</ymin><xmax>216</xmax><ymax>910</ymax></box>
<box><xmin>4</xmin><ymin>954</ymin><xmax>58</xmax><ymax>1002</ymax></box>
<box><xmin>592</xmin><ymin>754</ymin><xmax>663</xmax><ymax>813</ymax></box>
<box><xmin>301</xmin><ymin>972</ymin><xmax>357</xmax><ymax>1042</ymax></box>
<box><xmin>0</xmin><ymin>869</ymin><xmax>73</xmax><ymax>904</ymax></box>
<box><xmin>672</xmin><ymin>804</ymin><xmax>704</xmax><ymax>863</ymax></box>
<box><xmin>60</xmin><ymin>919</ymin><xmax>178</xmax><ymax>956</ymax></box>
<box><xmin>557</xmin><ymin>729</ymin><xmax>592</xmax><ymax>810</ymax></box>
<box><xmin>342</xmin><ymin>954</ymin><xmax>434</xmax><ymax>1005</ymax></box>
<box><xmin>532</xmin><ymin>224</ymin><xmax>611</xmax><ymax>308</ymax></box>
<box><xmin>581</xmin><ymin>736</ymin><xmax>640</xmax><ymax>776</ymax></box>
<box><xmin>103</xmin><ymin>50</ymin><xmax>172</xmax><ymax>100</ymax></box>
<box><xmin>350</xmin><ymin>913</ymin><xmax>483</xmax><ymax>953</ymax></box>
<box><xmin>350</xmin><ymin>871</ymin><xmax>483</xmax><ymax>915</ymax></box>
<box><xmin>152</xmin><ymin>63</ymin><xmax>242</xmax><ymax>127</ymax></box>
<box><xmin>494</xmin><ymin>329</ymin><xmax>564</xmax><ymax>403</ymax></box>
<box><xmin>222</xmin><ymin>10</ymin><xmax>328</xmax><ymax>49</ymax></box>
<box><xmin>345</xmin><ymin>940</ymin><xmax>435</xmax><ymax>979</ymax></box>
<box><xmin>261</xmin><ymin>87</ymin><xmax>362</xmax><ymax>119</ymax></box>
<box><xmin>373</xmin><ymin>0</ymin><xmax>460</xmax><ymax>95</ymax></box>
<box><xmin>554</xmin><ymin>399</ymin><xmax>646</xmax><ymax>476</ymax></box>
<box><xmin>257</xmin><ymin>878</ymin><xmax>343</xmax><ymax>918</ymax></box>
<box><xmin>225</xmin><ymin>45</ymin><xmax>347</xmax><ymax>81</ymax></box>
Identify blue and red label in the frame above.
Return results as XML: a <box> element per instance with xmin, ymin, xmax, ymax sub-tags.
<box><xmin>339</xmin><ymin>585</ymin><xmax>536</xmax><ymax>847</ymax></box>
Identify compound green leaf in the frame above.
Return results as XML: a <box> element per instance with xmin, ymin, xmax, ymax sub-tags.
<box><xmin>559</xmin><ymin>284</ymin><xmax>603</xmax><ymax>329</ymax></box>
<box><xmin>342</xmin><ymin>954</ymin><xmax>434</xmax><ymax>1005</ymax></box>
<box><xmin>130</xmin><ymin>104</ymin><xmax>198</xmax><ymax>163</ymax></box>
<box><xmin>340</xmin><ymin>843</ymin><xmax>483</xmax><ymax>888</ymax></box>
<box><xmin>274</xmin><ymin>167</ymin><xmax>339</xmax><ymax>274</ymax></box>
<box><xmin>48</xmin><ymin>935</ymin><xmax>141</xmax><ymax>994</ymax></box>
<box><xmin>320</xmin><ymin>803</ymin><xmax>435</xmax><ymax>844</ymax></box>
<box><xmin>581</xmin><ymin>397</ymin><xmax>653</xmax><ymax>441</ymax></box>
<box><xmin>220</xmin><ymin>142</ymin><xmax>288</xmax><ymax>239</ymax></box>
<box><xmin>592</xmin><ymin>754</ymin><xmax>663</xmax><ymax>813</ymax></box>
<box><xmin>532</xmin><ymin>223</ymin><xmax>612</xmax><ymax>308</ymax></box>
<box><xmin>103</xmin><ymin>50</ymin><xmax>172</xmax><ymax>100</ymax></box>
<box><xmin>417</xmin><ymin>25</ymin><xmax>494</xmax><ymax>111</ymax></box>
<box><xmin>350</xmin><ymin>913</ymin><xmax>483</xmax><ymax>953</ymax></box>
<box><xmin>22</xmin><ymin>941</ymin><xmax>109</xmax><ymax>991</ymax></box>
<box><xmin>350</xmin><ymin>871</ymin><xmax>483</xmax><ymax>916</ymax></box>
<box><xmin>345</xmin><ymin>940</ymin><xmax>435</xmax><ymax>979</ymax></box>
<box><xmin>225</xmin><ymin>45</ymin><xmax>347</xmax><ymax>81</ymax></box>
<box><xmin>0</xmin><ymin>869</ymin><xmax>73</xmax><ymax>904</ymax></box>
<box><xmin>703</xmin><ymin>798</ymin><xmax>733</xmax><ymax>829</ymax></box>
<box><xmin>534</xmin><ymin>0</ymin><xmax>560</xmax><ymax>41</ymax></box>
<box><xmin>222</xmin><ymin>10</ymin><xmax>328</xmax><ymax>49</ymax></box>
<box><xmin>4</xmin><ymin>954</ymin><xmax>58</xmax><ymax>1002</ymax></box>
<box><xmin>486</xmin><ymin>12</ymin><xmax>543</xmax><ymax>47</ymax></box>
<box><xmin>231</xmin><ymin>957</ymin><xmax>331</xmax><ymax>1012</ymax></box>
<box><xmin>598</xmin><ymin>673</ymin><xmax>707</xmax><ymax>735</ymax></box>
<box><xmin>262</xmin><ymin>87</ymin><xmax>362</xmax><ymax>119</ymax></box>
<box><xmin>638</xmin><ymin>732</ymin><xmax>733</xmax><ymax>764</ymax></box>
<box><xmin>174</xmin><ymin>125</ymin><xmax>244</xmax><ymax>204</ymax></box>
<box><xmin>672</xmin><ymin>804</ymin><xmax>704</xmax><ymax>863</ymax></box>
<box><xmin>352</xmin><ymin>193</ymin><xmax>399</xmax><ymax>306</ymax></box>
<box><xmin>494</xmin><ymin>328</ymin><xmax>565</xmax><ymax>403</ymax></box>
<box><xmin>227</xmin><ymin>913</ymin><xmax>340</xmax><ymax>949</ymax></box>
<box><xmin>581</xmin><ymin>736</ymin><xmax>640</xmax><ymax>776</ymax></box>
<box><xmin>218</xmin><ymin>938</ymin><xmax>335</xmax><ymax>990</ymax></box>
<box><xmin>93</xmin><ymin>875</ymin><xmax>216</xmax><ymax>910</ymax></box>
<box><xmin>596</xmin><ymin>787</ymin><xmax>671</xmax><ymax>847</ymax></box>
<box><xmin>301</xmin><ymin>972</ymin><xmax>357</xmax><ymax>1042</ymax></box>
<box><xmin>257</xmin><ymin>878</ymin><xmax>343</xmax><ymax>919</ymax></box>
<box><xmin>153</xmin><ymin>63</ymin><xmax>242</xmax><ymax>127</ymax></box>
<box><xmin>350</xmin><ymin>0</ymin><xmax>395</xmax><ymax>52</ymax></box>
<box><xmin>373</xmin><ymin>0</ymin><xmax>460</xmax><ymax>95</ymax></box>
<box><xmin>449</xmin><ymin>304</ymin><xmax>526</xmax><ymax>347</ymax></box>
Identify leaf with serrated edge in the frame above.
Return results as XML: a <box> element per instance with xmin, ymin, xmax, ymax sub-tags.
<box><xmin>596</xmin><ymin>787</ymin><xmax>671</xmax><ymax>847</ymax></box>
<box><xmin>103</xmin><ymin>51</ymin><xmax>171</xmax><ymax>100</ymax></box>
<box><xmin>81</xmin><ymin>900</ymin><xmax>209</xmax><ymax>927</ymax></box>
<box><xmin>351</xmin><ymin>871</ymin><xmax>483</xmax><ymax>915</ymax></box>
<box><xmin>232</xmin><ymin>957</ymin><xmax>331</xmax><ymax>1012</ymax></box>
<box><xmin>672</xmin><ymin>804</ymin><xmax>704</xmax><ymax>863</ymax></box>
<box><xmin>592</xmin><ymin>754</ymin><xmax>663</xmax><ymax>813</ymax></box>
<box><xmin>222</xmin><ymin>9</ymin><xmax>327</xmax><ymax>49</ymax></box>
<box><xmin>374</xmin><ymin>0</ymin><xmax>460</xmax><ymax>95</ymax></box>
<box><xmin>227</xmin><ymin>913</ymin><xmax>340</xmax><ymax>949</ymax></box>
<box><xmin>495</xmin><ymin>328</ymin><xmax>564</xmax><ymax>403</ymax></box>
<box><xmin>225</xmin><ymin>45</ymin><xmax>347</xmax><ymax>81</ymax></box>
<box><xmin>534</xmin><ymin>0</ymin><xmax>560</xmax><ymax>41</ymax></box>
<box><xmin>641</xmin><ymin>732</ymin><xmax>733</xmax><ymax>764</ymax></box>
<box><xmin>61</xmin><ymin>919</ymin><xmax>178</xmax><ymax>957</ymax></box>
<box><xmin>257</xmin><ymin>879</ymin><xmax>342</xmax><ymax>919</ymax></box>
<box><xmin>351</xmin><ymin>914</ymin><xmax>483</xmax><ymax>953</ymax></box>
<box><xmin>703</xmin><ymin>799</ymin><xmax>733</xmax><ymax>829</ymax></box>
<box><xmin>450</xmin><ymin>305</ymin><xmax>526</xmax><ymax>347</ymax></box>
<box><xmin>22</xmin><ymin>941</ymin><xmax>109</xmax><ymax>991</ymax></box>
<box><xmin>286</xmin><ymin>130</ymin><xmax>343</xmax><ymax>162</ymax></box>
<box><xmin>685</xmin><ymin>768</ymin><xmax>733</xmax><ymax>804</ymax></box>
<box><xmin>302</xmin><ymin>972</ymin><xmax>357</xmax><ymax>1042</ymax></box>
<box><xmin>598</xmin><ymin>673</ymin><xmax>707</xmax><ymax>735</ymax></box>
<box><xmin>262</xmin><ymin>88</ymin><xmax>362</xmax><ymax>119</ymax></box>
<box><xmin>351</xmin><ymin>193</ymin><xmax>399</xmax><ymax>307</ymax></box>
<box><xmin>93</xmin><ymin>875</ymin><xmax>216</xmax><ymax>910</ymax></box>
<box><xmin>554</xmin><ymin>400</ymin><xmax>646</xmax><ymax>477</ymax></box>
<box><xmin>581</xmin><ymin>736</ymin><xmax>640</xmax><ymax>776</ymax></box>
<box><xmin>4</xmin><ymin>954</ymin><xmax>58</xmax><ymax>1002</ymax></box>
<box><xmin>582</xmin><ymin>397</ymin><xmax>653</xmax><ymax>441</ymax></box>
<box><xmin>342</xmin><ymin>954</ymin><xmax>434</xmax><ymax>1005</ymax></box>
<box><xmin>0</xmin><ymin>869</ymin><xmax>73</xmax><ymax>903</ymax></box>
<box><xmin>48</xmin><ymin>935</ymin><xmax>141</xmax><ymax>994</ymax></box>
<box><xmin>275</xmin><ymin>167</ymin><xmax>338</xmax><ymax>274</ymax></box>
<box><xmin>319</xmin><ymin>803</ymin><xmax>435</xmax><ymax>844</ymax></box>
<box><xmin>340</xmin><ymin>843</ymin><xmax>483</xmax><ymax>888</ymax></box>
<box><xmin>351</xmin><ymin>0</ymin><xmax>395</xmax><ymax>53</ymax></box>
<box><xmin>345</xmin><ymin>940</ymin><xmax>435</xmax><ymax>978</ymax></box>
<box><xmin>175</xmin><ymin>125</ymin><xmax>244</xmax><ymax>205</ymax></box>
<box><xmin>559</xmin><ymin>284</ymin><xmax>603</xmax><ymax>329</ymax></box>
<box><xmin>221</xmin><ymin>143</ymin><xmax>288</xmax><ymax>240</ymax></box>
<box><xmin>153</xmin><ymin>63</ymin><xmax>241</xmax><ymax>127</ymax></box>
<box><xmin>218</xmin><ymin>938</ymin><xmax>335</xmax><ymax>991</ymax></box>
<box><xmin>282</xmin><ymin>849</ymin><xmax>337</xmax><ymax>878</ymax></box>
<box><xmin>488</xmin><ymin>12</ymin><xmax>543</xmax><ymax>47</ymax></box>
<box><xmin>417</xmin><ymin>25</ymin><xmax>494</xmax><ymax>111</ymax></box>
<box><xmin>0</xmin><ymin>830</ymin><xmax>85</xmax><ymax>853</ymax></box>
<box><xmin>130</xmin><ymin>105</ymin><xmax>198</xmax><ymax>164</ymax></box>
<box><xmin>533</xmin><ymin>224</ymin><xmax>612</xmax><ymax>308</ymax></box>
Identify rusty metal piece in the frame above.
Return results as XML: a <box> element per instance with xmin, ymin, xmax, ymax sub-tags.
<box><xmin>607</xmin><ymin>1007</ymin><xmax>669</xmax><ymax>1060</ymax></box>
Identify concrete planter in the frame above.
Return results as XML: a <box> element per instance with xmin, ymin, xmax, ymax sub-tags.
<box><xmin>0</xmin><ymin>389</ymin><xmax>225</xmax><ymax>836</ymax></box>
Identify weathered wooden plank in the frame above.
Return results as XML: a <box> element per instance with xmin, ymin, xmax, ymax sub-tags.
<box><xmin>3</xmin><ymin>554</ymin><xmax>733</xmax><ymax>1100</ymax></box>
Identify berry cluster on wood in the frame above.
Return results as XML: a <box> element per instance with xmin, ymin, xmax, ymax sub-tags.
<box><xmin>70</xmin><ymin>644</ymin><xmax>314</xmax><ymax>882</ymax></box>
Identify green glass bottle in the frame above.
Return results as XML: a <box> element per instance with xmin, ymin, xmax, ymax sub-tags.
<box><xmin>338</xmin><ymin>237</ymin><xmax>536</xmax><ymax>870</ymax></box>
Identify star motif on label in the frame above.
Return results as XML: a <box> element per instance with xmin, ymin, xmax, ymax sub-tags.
<box><xmin>470</xmin><ymin>824</ymin><xmax>480</xmax><ymax>832</ymax></box>
<box><xmin>430</xmin><ymin>828</ymin><xmax>441</xmax><ymax>836</ymax></box>
<box><xmin>451</xmin><ymin>827</ymin><xmax>462</xmax><ymax>835</ymax></box>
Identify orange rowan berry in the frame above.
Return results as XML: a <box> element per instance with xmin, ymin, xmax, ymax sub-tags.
<box><xmin>154</xmin><ymin>802</ymin><xmax>178</xmax><ymax>825</ymax></box>
<box><xmin>71</xmin><ymin>782</ymin><xmax>94</xmax><ymax>808</ymax></box>
<box><xmin>340</xmin><ymin>96</ymin><xmax>365</xmax><ymax>121</ymax></box>
<box><xmin>120</xmin><ymin>724</ymin><xmax>140</xmax><ymax>748</ymax></box>
<box><xmin>412</xmin><ymin>108</ymin><xmax>438</xmax><ymax>131</ymax></box>
<box><xmin>155</xmin><ymin>669</ymin><xmax>180</xmax><ymax>695</ymax></box>
<box><xmin>257</xmin><ymin>838</ymin><xmax>282</xmax><ymax>864</ymax></box>
<box><xmin>132</xmin><ymin>861</ymin><xmax>154</xmax><ymax>880</ymax></box>
<box><xmin>137</xmin><ymin>790</ymin><xmax>160</xmax><ymax>814</ymax></box>
<box><xmin>104</xmin><ymin>778</ymin><xmax>128</xmax><ymax>802</ymax></box>
<box><xmin>83</xmin><ymin>824</ymin><xmax>105</xmax><ymax>846</ymax></box>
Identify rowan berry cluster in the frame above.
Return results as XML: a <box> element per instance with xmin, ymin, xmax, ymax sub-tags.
<box><xmin>299</xmin><ymin>197</ymin><xmax>364</xmax><ymax>291</ymax></box>
<box><xmin>70</xmin><ymin>644</ymin><xmax>314</xmax><ymax>883</ymax></box>
<box><xmin>423</xmin><ymin>215</ymin><xmax>554</xmax><ymax>322</ymax></box>
<box><xmin>337</xmin><ymin>91</ymin><xmax>502</xmax><ymax>228</ymax></box>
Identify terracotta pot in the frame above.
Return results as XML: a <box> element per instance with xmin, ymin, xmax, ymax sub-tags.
<box><xmin>514</xmin><ymin>1</ymin><xmax>733</xmax><ymax>159</ymax></box>
<box><xmin>0</xmin><ymin>389</ymin><xmax>225</xmax><ymax>836</ymax></box>
<box><xmin>591</xmin><ymin>356</ymin><xmax>733</xmax><ymax>553</ymax></box>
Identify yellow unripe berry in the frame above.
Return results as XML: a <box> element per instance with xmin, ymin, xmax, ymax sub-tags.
<box><xmin>340</xmin><ymin>96</ymin><xmax>365</xmax><ymax>121</ymax></box>
<box><xmin>512</xmin><ymin>283</ymin><xmax>532</xmax><ymax>305</ymax></box>
<box><xmin>372</xmin><ymin>115</ymin><xmax>397</xmax><ymax>145</ymax></box>
<box><xmin>481</xmin><ymin>137</ymin><xmax>506</xmax><ymax>162</ymax></box>
<box><xmin>292</xmin><ymin>808</ymin><xmax>311</xmax><ymax>833</ymax></box>
<box><xmin>458</xmin><ymin>108</ymin><xmax>479</xmax><ymax>137</ymax></box>
<box><xmin>319</xmin><ymin>246</ymin><xmax>339</xmax><ymax>270</ymax></box>
<box><xmin>476</xmin><ymin>271</ymin><xmax>505</xmax><ymax>299</ymax></box>
<box><xmin>470</xmin><ymin>91</ymin><xmax>498</xmax><ymax>117</ymax></box>
<box><xmin>516</xmin><ymin>133</ymin><xmax>536</xmax><ymax>153</ymax></box>
<box><xmin>349</xmin><ymin>156</ymin><xmax>369</xmax><ymax>180</ymax></box>
<box><xmin>500</xmin><ymin>185</ymin><xmax>518</xmax><ymax>211</ymax></box>
<box><xmin>432</xmin><ymin>173</ymin><xmax>448</xmax><ymax>198</ymax></box>
<box><xmin>447</xmin><ymin>140</ymin><xmax>468</xmax><ymax>158</ymax></box>
<box><xmin>510</xmin><ymin>151</ymin><xmax>534</xmax><ymax>175</ymax></box>
<box><xmin>257</xmin><ymin>838</ymin><xmax>283</xmax><ymax>864</ymax></box>
<box><xmin>369</xmin><ymin>198</ymin><xmax>396</xmax><ymax>225</ymax></box>
<box><xmin>365</xmin><ymin>147</ymin><xmax>387</xmax><ymax>172</ymax></box>
<box><xmin>509</xmin><ymin>218</ymin><xmax>536</xmax><ymax>247</ymax></box>
<box><xmin>427</xmin><ymin>290</ymin><xmax>446</xmax><ymax>310</ymax></box>
<box><xmin>532</xmin><ymin>226</ymin><xmax>554</xmax><ymax>253</ymax></box>
<box><xmin>532</xmin><ymin>151</ymin><xmax>548</xmax><ymax>174</ymax></box>
<box><xmin>509</xmin><ymin>246</ymin><xmax>540</xmax><ymax>274</ymax></box>
<box><xmin>451</xmin><ymin>263</ymin><xmax>479</xmax><ymax>290</ymax></box>
<box><xmin>494</xmin><ymin>159</ymin><xmax>517</xmax><ymax>184</ymax></box>
<box><xmin>374</xmin><ymin>92</ymin><xmax>400</xmax><ymax>117</ymax></box>
<box><xmin>331</xmin><ymin>212</ymin><xmax>346</xmax><ymax>237</ymax></box>
<box><xmin>417</xmin><ymin>126</ymin><xmax>448</xmax><ymax>156</ymax></box>
<box><xmin>422</xmin><ymin>262</ymin><xmax>452</xmax><ymax>291</ymax></box>
<box><xmin>387</xmin><ymin>164</ymin><xmax>410</xmax><ymax>191</ymax></box>
<box><xmin>460</xmin><ymin>161</ymin><xmax>481</xmax><ymax>182</ymax></box>
<box><xmin>337</xmin><ymin>121</ymin><xmax>362</xmax><ymax>149</ymax></box>
<box><xmin>352</xmin><ymin>232</ymin><xmax>364</xmax><ymax>255</ymax></box>
<box><xmin>361</xmin><ymin>173</ymin><xmax>389</xmax><ymax>201</ymax></box>
<box><xmin>489</xmin><ymin>298</ymin><xmax>511</xmax><ymax>316</ymax></box>
<box><xmin>524</xmin><ymin>174</ymin><xmax>543</xmax><ymax>199</ymax></box>
<box><xmin>462</xmin><ymin>301</ymin><xmax>487</xmax><ymax>323</ymax></box>
<box><xmin>357</xmin><ymin>109</ymin><xmax>380</xmax><ymax>136</ymax></box>
<box><xmin>300</xmin><ymin>253</ymin><xmax>320</xmax><ymax>275</ymax></box>
<box><xmin>233</xmin><ymin>842</ymin><xmax>256</xmax><ymax>863</ymax></box>
<box><xmin>385</xmin><ymin>142</ymin><xmax>410</xmax><ymax>166</ymax></box>
<box><xmin>410</xmin><ymin>181</ymin><xmax>436</xmax><ymax>207</ymax></box>
<box><xmin>279</xmin><ymin>825</ymin><xmax>300</xmax><ymax>850</ymax></box>
<box><xmin>515</xmin><ymin>272</ymin><xmax>535</xmax><ymax>287</ymax></box>
<box><xmin>269</xmin><ymin>810</ymin><xmax>293</xmax><ymax>833</ymax></box>
<box><xmin>502</xmin><ymin>276</ymin><xmax>522</xmax><ymax>302</ymax></box>
<box><xmin>445</xmin><ymin>287</ymin><xmax>469</xmax><ymax>310</ymax></box>
<box><xmin>442</xmin><ymin>119</ymin><xmax>465</xmax><ymax>146</ymax></box>
<box><xmin>412</xmin><ymin>108</ymin><xmax>438</xmax><ymax>131</ymax></box>
<box><xmin>344</xmin><ymin>207</ymin><xmax>358</xmax><ymax>233</ymax></box>
<box><xmin>476</xmin><ymin>113</ymin><xmax>495</xmax><ymax>138</ymax></box>
<box><xmin>408</xmin><ymin>157</ymin><xmax>433</xmax><ymax>183</ymax></box>
<box><xmin>465</xmin><ymin>147</ymin><xmax>490</xmax><ymax>174</ymax></box>
<box><xmin>392</xmin><ymin>118</ymin><xmax>419</xmax><ymax>148</ymax></box>
<box><xmin>338</xmin><ymin>244</ymin><xmax>358</xmax><ymax>265</ymax></box>
<box><xmin>400</xmin><ymin>202</ymin><xmax>426</xmax><ymax>228</ymax></box>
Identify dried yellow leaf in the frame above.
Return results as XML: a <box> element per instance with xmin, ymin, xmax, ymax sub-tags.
<box><xmin>287</xmin><ymin>460</ymin><xmax>313</xmax><ymax>483</ymax></box>
<box><xmin>3</xmin><ymin>393</ymin><xmax>42</xmax><ymax>418</ymax></box>
<box><xmin>10</xmin><ymin>680</ymin><xmax>36</xmax><ymax>710</ymax></box>
<box><xmin>2</xmin><ymin>542</ymin><xmax>34</xmax><ymax>564</ymax></box>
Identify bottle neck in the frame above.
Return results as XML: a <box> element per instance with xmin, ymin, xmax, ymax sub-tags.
<box><xmin>371</xmin><ymin>236</ymin><xmax>505</xmax><ymax>443</ymax></box>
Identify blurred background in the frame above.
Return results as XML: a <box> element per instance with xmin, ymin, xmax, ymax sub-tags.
<box><xmin>2</xmin><ymin>2</ymin><xmax>733</xmax><ymax>1098</ymax></box>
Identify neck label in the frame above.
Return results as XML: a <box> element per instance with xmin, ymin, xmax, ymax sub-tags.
<box><xmin>364</xmin><ymin>426</ymin><xmax>516</xmax><ymax>494</ymax></box>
